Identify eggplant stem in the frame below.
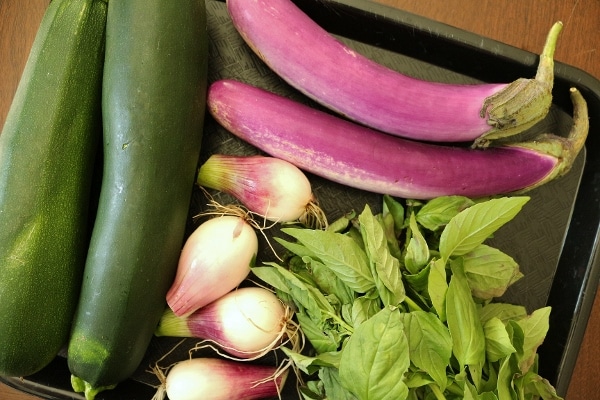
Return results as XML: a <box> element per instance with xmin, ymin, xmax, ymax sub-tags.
<box><xmin>476</xmin><ymin>21</ymin><xmax>563</xmax><ymax>147</ymax></box>
<box><xmin>511</xmin><ymin>87</ymin><xmax>589</xmax><ymax>192</ymax></box>
<box><xmin>535</xmin><ymin>21</ymin><xmax>563</xmax><ymax>84</ymax></box>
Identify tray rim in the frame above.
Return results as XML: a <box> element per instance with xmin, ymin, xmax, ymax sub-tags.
<box><xmin>2</xmin><ymin>0</ymin><xmax>600</xmax><ymax>398</ymax></box>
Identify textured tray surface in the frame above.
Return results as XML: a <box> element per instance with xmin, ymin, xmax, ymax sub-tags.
<box><xmin>2</xmin><ymin>0</ymin><xmax>599</xmax><ymax>398</ymax></box>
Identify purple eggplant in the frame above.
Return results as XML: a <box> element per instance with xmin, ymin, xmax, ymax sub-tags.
<box><xmin>226</xmin><ymin>0</ymin><xmax>562</xmax><ymax>146</ymax></box>
<box><xmin>207</xmin><ymin>79</ymin><xmax>587</xmax><ymax>200</ymax></box>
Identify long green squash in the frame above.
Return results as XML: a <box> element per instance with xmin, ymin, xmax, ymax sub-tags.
<box><xmin>0</xmin><ymin>0</ymin><xmax>107</xmax><ymax>378</ymax></box>
<box><xmin>67</xmin><ymin>0</ymin><xmax>209</xmax><ymax>398</ymax></box>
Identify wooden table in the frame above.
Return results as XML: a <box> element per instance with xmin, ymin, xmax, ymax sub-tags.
<box><xmin>1</xmin><ymin>0</ymin><xmax>598</xmax><ymax>399</ymax></box>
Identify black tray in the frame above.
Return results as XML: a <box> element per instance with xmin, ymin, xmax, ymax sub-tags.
<box><xmin>3</xmin><ymin>0</ymin><xmax>599</xmax><ymax>398</ymax></box>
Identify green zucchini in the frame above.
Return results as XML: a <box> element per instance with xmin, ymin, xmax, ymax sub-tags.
<box><xmin>67</xmin><ymin>0</ymin><xmax>209</xmax><ymax>398</ymax></box>
<box><xmin>0</xmin><ymin>0</ymin><xmax>107</xmax><ymax>377</ymax></box>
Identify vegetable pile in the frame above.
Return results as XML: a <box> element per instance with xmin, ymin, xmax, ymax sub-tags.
<box><xmin>0</xmin><ymin>0</ymin><xmax>591</xmax><ymax>399</ymax></box>
<box><xmin>253</xmin><ymin>195</ymin><xmax>562</xmax><ymax>399</ymax></box>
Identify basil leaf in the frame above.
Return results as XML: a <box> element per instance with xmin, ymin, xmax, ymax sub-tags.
<box><xmin>404</xmin><ymin>370</ymin><xmax>435</xmax><ymax>391</ymax></box>
<box><xmin>483</xmin><ymin>393</ymin><xmax>501</xmax><ymax>400</ymax></box>
<box><xmin>471</xmin><ymin>387</ymin><xmax>499</xmax><ymax>400</ymax></box>
<box><xmin>253</xmin><ymin>263</ymin><xmax>335</xmax><ymax>322</ymax></box>
<box><xmin>428</xmin><ymin>258</ymin><xmax>448</xmax><ymax>321</ymax></box>
<box><xmin>481</xmin><ymin>393</ymin><xmax>500</xmax><ymax>400</ymax></box>
<box><xmin>462</xmin><ymin>244</ymin><xmax>523</xmax><ymax>300</ymax></box>
<box><xmin>289</xmin><ymin>256</ymin><xmax>321</xmax><ymax>288</ymax></box>
<box><xmin>483</xmin><ymin>317</ymin><xmax>517</xmax><ymax>362</ymax></box>
<box><xmin>446</xmin><ymin>259</ymin><xmax>486</xmax><ymax>368</ymax></box>
<box><xmin>479</xmin><ymin>303</ymin><xmax>528</xmax><ymax>325</ymax></box>
<box><xmin>281</xmin><ymin>228</ymin><xmax>375</xmax><ymax>293</ymax></box>
<box><xmin>327</xmin><ymin>211</ymin><xmax>356</xmax><ymax>233</ymax></box>
<box><xmin>309</xmin><ymin>258</ymin><xmax>355</xmax><ymax>305</ymax></box>
<box><xmin>281</xmin><ymin>346</ymin><xmax>340</xmax><ymax>374</ymax></box>
<box><xmin>399</xmin><ymin>311</ymin><xmax>452</xmax><ymax>390</ymax></box>
<box><xmin>416</xmin><ymin>195</ymin><xmax>475</xmax><ymax>232</ymax></box>
<box><xmin>506</xmin><ymin>320</ymin><xmax>525</xmax><ymax>356</ymax></box>
<box><xmin>479</xmin><ymin>364</ymin><xmax>500</xmax><ymax>397</ymax></box>
<box><xmin>341</xmin><ymin>303</ymin><xmax>352</xmax><ymax>327</ymax></box>
<box><xmin>350</xmin><ymin>296</ymin><xmax>382</xmax><ymax>328</ymax></box>
<box><xmin>404</xmin><ymin>212</ymin><xmax>430</xmax><ymax>274</ymax></box>
<box><xmin>463</xmin><ymin>380</ymin><xmax>480</xmax><ymax>400</ymax></box>
<box><xmin>339</xmin><ymin>307</ymin><xmax>410</xmax><ymax>400</ymax></box>
<box><xmin>252</xmin><ymin>265</ymin><xmax>290</xmax><ymax>293</ymax></box>
<box><xmin>382</xmin><ymin>194</ymin><xmax>405</xmax><ymax>232</ymax></box>
<box><xmin>359</xmin><ymin>205</ymin><xmax>405</xmax><ymax>306</ymax></box>
<box><xmin>403</xmin><ymin>262</ymin><xmax>430</xmax><ymax>293</ymax></box>
<box><xmin>469</xmin><ymin>362</ymin><xmax>484</xmax><ymax>394</ymax></box>
<box><xmin>439</xmin><ymin>196</ymin><xmax>530</xmax><ymax>259</ymax></box>
<box><xmin>515</xmin><ymin>306</ymin><xmax>551</xmax><ymax>373</ymax></box>
<box><xmin>296</xmin><ymin>312</ymin><xmax>341</xmax><ymax>354</ymax></box>
<box><xmin>381</xmin><ymin>209</ymin><xmax>403</xmax><ymax>260</ymax></box>
<box><xmin>520</xmin><ymin>371</ymin><xmax>563</xmax><ymax>399</ymax></box>
<box><xmin>275</xmin><ymin>237</ymin><xmax>316</xmax><ymax>259</ymax></box>
<box><xmin>320</xmin><ymin>367</ymin><xmax>359</xmax><ymax>400</ymax></box>
<box><xmin>299</xmin><ymin>382</ymin><xmax>324</xmax><ymax>400</ymax></box>
<box><xmin>497</xmin><ymin>354</ymin><xmax>518</xmax><ymax>400</ymax></box>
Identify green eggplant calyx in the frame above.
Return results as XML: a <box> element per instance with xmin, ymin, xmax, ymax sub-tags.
<box><xmin>475</xmin><ymin>21</ymin><xmax>563</xmax><ymax>148</ymax></box>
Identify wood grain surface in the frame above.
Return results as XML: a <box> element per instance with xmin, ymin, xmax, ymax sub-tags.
<box><xmin>1</xmin><ymin>0</ymin><xmax>598</xmax><ymax>399</ymax></box>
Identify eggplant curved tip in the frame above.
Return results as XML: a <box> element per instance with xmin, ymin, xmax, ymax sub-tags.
<box><xmin>550</xmin><ymin>86</ymin><xmax>588</xmax><ymax>173</ymax></box>
<box><xmin>565</xmin><ymin>87</ymin><xmax>589</xmax><ymax>156</ymax></box>
<box><xmin>512</xmin><ymin>86</ymin><xmax>589</xmax><ymax>193</ymax></box>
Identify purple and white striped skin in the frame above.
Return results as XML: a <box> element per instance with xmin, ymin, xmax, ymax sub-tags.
<box><xmin>207</xmin><ymin>79</ymin><xmax>587</xmax><ymax>200</ymax></box>
<box><xmin>197</xmin><ymin>154</ymin><xmax>315</xmax><ymax>223</ymax></box>
<box><xmin>157</xmin><ymin>287</ymin><xmax>289</xmax><ymax>359</ymax></box>
<box><xmin>164</xmin><ymin>357</ymin><xmax>288</xmax><ymax>400</ymax></box>
<box><xmin>226</xmin><ymin>0</ymin><xmax>562</xmax><ymax>144</ymax></box>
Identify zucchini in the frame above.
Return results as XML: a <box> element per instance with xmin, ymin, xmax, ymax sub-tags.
<box><xmin>67</xmin><ymin>0</ymin><xmax>209</xmax><ymax>398</ymax></box>
<box><xmin>0</xmin><ymin>0</ymin><xmax>107</xmax><ymax>377</ymax></box>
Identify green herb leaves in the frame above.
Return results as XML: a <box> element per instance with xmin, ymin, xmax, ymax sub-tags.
<box><xmin>254</xmin><ymin>195</ymin><xmax>562</xmax><ymax>400</ymax></box>
<box><xmin>277</xmin><ymin>227</ymin><xmax>374</xmax><ymax>293</ymax></box>
<box><xmin>439</xmin><ymin>196</ymin><xmax>529</xmax><ymax>259</ymax></box>
<box><xmin>339</xmin><ymin>307</ymin><xmax>410</xmax><ymax>400</ymax></box>
<box><xmin>359</xmin><ymin>206</ymin><xmax>406</xmax><ymax>306</ymax></box>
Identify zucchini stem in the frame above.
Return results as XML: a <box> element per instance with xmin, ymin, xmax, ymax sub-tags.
<box><xmin>71</xmin><ymin>375</ymin><xmax>116</xmax><ymax>400</ymax></box>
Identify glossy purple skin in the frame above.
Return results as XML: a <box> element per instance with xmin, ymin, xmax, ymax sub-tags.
<box><xmin>226</xmin><ymin>0</ymin><xmax>508</xmax><ymax>142</ymax></box>
<box><xmin>208</xmin><ymin>79</ymin><xmax>557</xmax><ymax>200</ymax></box>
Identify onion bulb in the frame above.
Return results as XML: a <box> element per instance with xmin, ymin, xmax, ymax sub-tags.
<box><xmin>157</xmin><ymin>286</ymin><xmax>293</xmax><ymax>359</ymax></box>
<box><xmin>197</xmin><ymin>154</ymin><xmax>327</xmax><ymax>228</ymax></box>
<box><xmin>152</xmin><ymin>357</ymin><xmax>288</xmax><ymax>400</ymax></box>
<box><xmin>166</xmin><ymin>214</ymin><xmax>258</xmax><ymax>317</ymax></box>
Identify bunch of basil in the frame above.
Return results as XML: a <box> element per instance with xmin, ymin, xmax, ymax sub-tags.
<box><xmin>253</xmin><ymin>195</ymin><xmax>562</xmax><ymax>400</ymax></box>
